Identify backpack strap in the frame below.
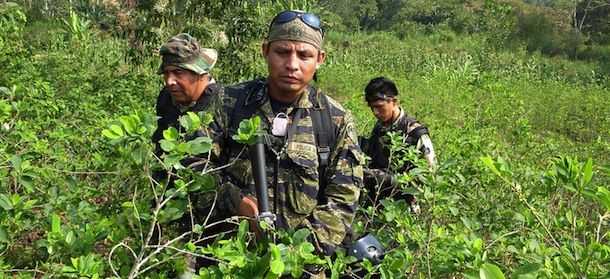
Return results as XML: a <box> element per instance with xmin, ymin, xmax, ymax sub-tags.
<box><xmin>222</xmin><ymin>79</ymin><xmax>266</xmax><ymax>166</ymax></box>
<box><xmin>408</xmin><ymin>125</ymin><xmax>428</xmax><ymax>139</ymax></box>
<box><xmin>309</xmin><ymin>87</ymin><xmax>337</xmax><ymax>203</ymax></box>
<box><xmin>227</xmin><ymin>79</ymin><xmax>266</xmax><ymax>135</ymax></box>
<box><xmin>405</xmin><ymin>125</ymin><xmax>428</xmax><ymax>146</ymax></box>
<box><xmin>225</xmin><ymin>82</ymin><xmax>338</xmax><ymax>202</ymax></box>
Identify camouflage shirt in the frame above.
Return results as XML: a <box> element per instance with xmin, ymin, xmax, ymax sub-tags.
<box><xmin>364</xmin><ymin>107</ymin><xmax>436</xmax><ymax>172</ymax></box>
<box><xmin>211</xmin><ymin>79</ymin><xmax>364</xmax><ymax>254</ymax></box>
<box><xmin>360</xmin><ymin>107</ymin><xmax>435</xmax><ymax>208</ymax></box>
<box><xmin>152</xmin><ymin>81</ymin><xmax>223</xmax><ymax>156</ymax></box>
<box><xmin>151</xmin><ymin>82</ymin><xmax>224</xmax><ymax>227</ymax></box>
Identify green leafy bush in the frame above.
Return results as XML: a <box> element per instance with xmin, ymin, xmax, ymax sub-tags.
<box><xmin>0</xmin><ymin>1</ymin><xmax>608</xmax><ymax>278</ymax></box>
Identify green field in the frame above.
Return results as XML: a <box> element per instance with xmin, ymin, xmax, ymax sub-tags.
<box><xmin>1</xmin><ymin>1</ymin><xmax>609</xmax><ymax>278</ymax></box>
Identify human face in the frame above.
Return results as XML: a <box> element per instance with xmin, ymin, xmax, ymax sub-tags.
<box><xmin>162</xmin><ymin>66</ymin><xmax>208</xmax><ymax>105</ymax></box>
<box><xmin>262</xmin><ymin>40</ymin><xmax>325</xmax><ymax>101</ymax></box>
<box><xmin>368</xmin><ymin>99</ymin><xmax>398</xmax><ymax>124</ymax></box>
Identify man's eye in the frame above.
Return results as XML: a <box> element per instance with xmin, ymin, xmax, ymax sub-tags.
<box><xmin>299</xmin><ymin>52</ymin><xmax>314</xmax><ymax>58</ymax></box>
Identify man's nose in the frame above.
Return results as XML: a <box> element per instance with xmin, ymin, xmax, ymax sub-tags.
<box><xmin>164</xmin><ymin>74</ymin><xmax>177</xmax><ymax>86</ymax></box>
<box><xmin>285</xmin><ymin>53</ymin><xmax>299</xmax><ymax>71</ymax></box>
<box><xmin>373</xmin><ymin>108</ymin><xmax>381</xmax><ymax>116</ymax></box>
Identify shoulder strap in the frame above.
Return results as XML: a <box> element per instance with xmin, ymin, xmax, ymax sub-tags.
<box><xmin>405</xmin><ymin>125</ymin><xmax>428</xmax><ymax>146</ymax></box>
<box><xmin>221</xmin><ymin>79</ymin><xmax>265</xmax><ymax>165</ymax></box>
<box><xmin>408</xmin><ymin>125</ymin><xmax>429</xmax><ymax>139</ymax></box>
<box><xmin>309</xmin><ymin>87</ymin><xmax>337</xmax><ymax>203</ymax></box>
<box><xmin>310</xmin><ymin>87</ymin><xmax>336</xmax><ymax>169</ymax></box>
<box><xmin>228</xmin><ymin>79</ymin><xmax>266</xmax><ymax>134</ymax></box>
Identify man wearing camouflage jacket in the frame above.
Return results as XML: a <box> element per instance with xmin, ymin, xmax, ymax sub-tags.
<box><xmin>210</xmin><ymin>10</ymin><xmax>363</xmax><ymax>256</ymax></box>
<box><xmin>151</xmin><ymin>33</ymin><xmax>224</xmax><ymax>278</ymax></box>
<box><xmin>360</xmin><ymin>77</ymin><xmax>436</xmax><ymax>212</ymax></box>
<box><xmin>152</xmin><ymin>33</ymin><xmax>222</xmax><ymax>159</ymax></box>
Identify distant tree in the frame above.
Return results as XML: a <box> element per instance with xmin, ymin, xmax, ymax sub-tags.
<box><xmin>575</xmin><ymin>0</ymin><xmax>610</xmax><ymax>43</ymax></box>
<box><xmin>374</xmin><ymin>0</ymin><xmax>402</xmax><ymax>29</ymax></box>
<box><xmin>319</xmin><ymin>0</ymin><xmax>378</xmax><ymax>30</ymax></box>
<box><xmin>394</xmin><ymin>0</ymin><xmax>463</xmax><ymax>26</ymax></box>
<box><xmin>553</xmin><ymin>0</ymin><xmax>610</xmax><ymax>43</ymax></box>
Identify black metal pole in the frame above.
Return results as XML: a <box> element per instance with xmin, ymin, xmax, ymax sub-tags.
<box><xmin>249</xmin><ymin>135</ymin><xmax>275</xmax><ymax>225</ymax></box>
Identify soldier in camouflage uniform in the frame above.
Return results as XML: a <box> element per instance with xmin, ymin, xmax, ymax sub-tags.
<box><xmin>152</xmin><ymin>33</ymin><xmax>222</xmax><ymax>158</ymax></box>
<box><xmin>360</xmin><ymin>77</ymin><xmax>436</xmax><ymax>211</ymax></box>
<box><xmin>151</xmin><ymin>31</ymin><xmax>223</xmax><ymax>231</ymax></box>
<box><xmin>210</xmin><ymin>10</ymin><xmax>363</xmax><ymax>258</ymax></box>
<box><xmin>151</xmin><ymin>33</ymin><xmax>222</xmax><ymax>278</ymax></box>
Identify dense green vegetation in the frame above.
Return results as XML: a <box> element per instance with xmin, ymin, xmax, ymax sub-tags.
<box><xmin>1</xmin><ymin>0</ymin><xmax>608</xmax><ymax>278</ymax></box>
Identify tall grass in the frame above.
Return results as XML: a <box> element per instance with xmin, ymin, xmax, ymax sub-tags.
<box><xmin>319</xmin><ymin>31</ymin><xmax>609</xmax><ymax>169</ymax></box>
<box><xmin>1</xmin><ymin>4</ymin><xmax>608</xmax><ymax>277</ymax></box>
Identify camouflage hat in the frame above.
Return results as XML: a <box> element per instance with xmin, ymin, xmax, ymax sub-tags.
<box><xmin>158</xmin><ymin>33</ymin><xmax>217</xmax><ymax>75</ymax></box>
<box><xmin>267</xmin><ymin>15</ymin><xmax>323</xmax><ymax>49</ymax></box>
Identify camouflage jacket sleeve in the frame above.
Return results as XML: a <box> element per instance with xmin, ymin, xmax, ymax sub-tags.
<box><xmin>309</xmin><ymin>109</ymin><xmax>364</xmax><ymax>253</ymax></box>
<box><xmin>416</xmin><ymin>134</ymin><xmax>437</xmax><ymax>169</ymax></box>
<box><xmin>205</xmin><ymin>86</ymin><xmax>245</xmax><ymax>218</ymax></box>
<box><xmin>402</xmin><ymin>117</ymin><xmax>437</xmax><ymax>170</ymax></box>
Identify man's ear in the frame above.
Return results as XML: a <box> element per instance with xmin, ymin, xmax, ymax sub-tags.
<box><xmin>316</xmin><ymin>49</ymin><xmax>326</xmax><ymax>68</ymax></box>
<box><xmin>261</xmin><ymin>41</ymin><xmax>269</xmax><ymax>57</ymax></box>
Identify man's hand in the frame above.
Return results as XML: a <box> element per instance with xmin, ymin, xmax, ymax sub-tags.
<box><xmin>237</xmin><ymin>195</ymin><xmax>259</xmax><ymax>218</ymax></box>
<box><xmin>237</xmin><ymin>195</ymin><xmax>263</xmax><ymax>238</ymax></box>
<box><xmin>364</xmin><ymin>168</ymin><xmax>397</xmax><ymax>187</ymax></box>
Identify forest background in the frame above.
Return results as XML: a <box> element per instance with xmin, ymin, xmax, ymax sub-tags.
<box><xmin>0</xmin><ymin>0</ymin><xmax>609</xmax><ymax>278</ymax></box>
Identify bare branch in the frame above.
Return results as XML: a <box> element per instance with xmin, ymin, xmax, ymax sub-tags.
<box><xmin>135</xmin><ymin>254</ymin><xmax>183</xmax><ymax>277</ymax></box>
<box><xmin>127</xmin><ymin>231</ymin><xmax>193</xmax><ymax>278</ymax></box>
<box><xmin>43</xmin><ymin>168</ymin><xmax>120</xmax><ymax>175</ymax></box>
<box><xmin>193</xmin><ymin>229</ymin><xmax>238</xmax><ymax>245</ymax></box>
<box><xmin>203</xmin><ymin>191</ymin><xmax>219</xmax><ymax>227</ymax></box>
<box><xmin>596</xmin><ymin>213</ymin><xmax>609</xmax><ymax>242</ymax></box>
<box><xmin>485</xmin><ymin>230</ymin><xmax>521</xmax><ymax>250</ymax></box>
<box><xmin>135</xmin><ymin>246</ymin><xmax>226</xmax><ymax>277</ymax></box>
<box><xmin>0</xmin><ymin>269</ymin><xmax>45</xmax><ymax>274</ymax></box>
<box><xmin>147</xmin><ymin>245</ymin><xmax>223</xmax><ymax>263</ymax></box>
<box><xmin>109</xmin><ymin>242</ymin><xmax>137</xmax><ymax>277</ymax></box>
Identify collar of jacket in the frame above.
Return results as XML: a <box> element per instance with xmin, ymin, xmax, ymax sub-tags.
<box><xmin>390</xmin><ymin>107</ymin><xmax>405</xmax><ymax>127</ymax></box>
<box><xmin>377</xmin><ymin>107</ymin><xmax>405</xmax><ymax>131</ymax></box>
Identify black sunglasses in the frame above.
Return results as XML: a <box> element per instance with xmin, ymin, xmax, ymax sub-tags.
<box><xmin>269</xmin><ymin>10</ymin><xmax>324</xmax><ymax>36</ymax></box>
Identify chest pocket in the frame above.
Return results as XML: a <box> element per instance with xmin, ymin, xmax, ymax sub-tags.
<box><xmin>285</xmin><ymin>139</ymin><xmax>319</xmax><ymax>215</ymax></box>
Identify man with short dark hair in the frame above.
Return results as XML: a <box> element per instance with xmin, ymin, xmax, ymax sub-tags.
<box><xmin>211</xmin><ymin>10</ymin><xmax>363</xmax><ymax>259</ymax></box>
<box><xmin>361</xmin><ymin>76</ymin><xmax>436</xmax><ymax>211</ymax></box>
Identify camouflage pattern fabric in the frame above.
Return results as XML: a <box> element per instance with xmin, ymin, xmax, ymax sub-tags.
<box><xmin>158</xmin><ymin>33</ymin><xmax>217</xmax><ymax>75</ymax></box>
<box><xmin>361</xmin><ymin>107</ymin><xmax>435</xmax><ymax>207</ymax></box>
<box><xmin>151</xmin><ymin>83</ymin><xmax>225</xmax><ymax>224</ymax></box>
<box><xmin>210</xmin><ymin>80</ymin><xmax>364</xmax><ymax>254</ymax></box>
<box><xmin>267</xmin><ymin>17</ymin><xmax>323</xmax><ymax>49</ymax></box>
<box><xmin>152</xmin><ymin>82</ymin><xmax>224</xmax><ymax>159</ymax></box>
<box><xmin>363</xmin><ymin>107</ymin><xmax>434</xmax><ymax>172</ymax></box>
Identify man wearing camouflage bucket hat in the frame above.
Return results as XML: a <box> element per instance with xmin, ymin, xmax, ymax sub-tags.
<box><xmin>150</xmin><ymin>33</ymin><xmax>223</xmax><ymax>278</ymax></box>
<box><xmin>209</xmin><ymin>11</ymin><xmax>364</xmax><ymax>275</ymax></box>
<box><xmin>152</xmin><ymin>33</ymin><xmax>222</xmax><ymax>155</ymax></box>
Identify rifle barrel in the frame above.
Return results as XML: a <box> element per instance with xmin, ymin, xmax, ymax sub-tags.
<box><xmin>249</xmin><ymin>135</ymin><xmax>270</xmax><ymax>213</ymax></box>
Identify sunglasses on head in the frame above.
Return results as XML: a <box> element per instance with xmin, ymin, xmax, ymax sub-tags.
<box><xmin>270</xmin><ymin>10</ymin><xmax>324</xmax><ymax>36</ymax></box>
